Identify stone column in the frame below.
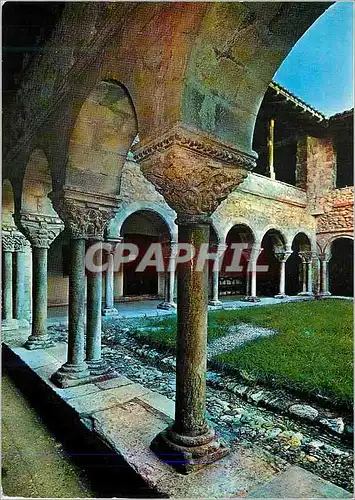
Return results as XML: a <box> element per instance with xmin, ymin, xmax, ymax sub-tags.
<box><xmin>86</xmin><ymin>240</ymin><xmax>108</xmax><ymax>375</ymax></box>
<box><xmin>208</xmin><ymin>244</ymin><xmax>223</xmax><ymax>306</ymax></box>
<box><xmin>158</xmin><ymin>242</ymin><xmax>177</xmax><ymax>310</ymax></box>
<box><xmin>14</xmin><ymin>236</ymin><xmax>30</xmax><ymax>326</ymax></box>
<box><xmin>274</xmin><ymin>251</ymin><xmax>291</xmax><ymax>299</ymax></box>
<box><xmin>319</xmin><ymin>254</ymin><xmax>331</xmax><ymax>296</ymax></box>
<box><xmin>298</xmin><ymin>251</ymin><xmax>314</xmax><ymax>296</ymax></box>
<box><xmin>102</xmin><ymin>241</ymin><xmax>119</xmax><ymax>316</ymax></box>
<box><xmin>49</xmin><ymin>191</ymin><xmax>118</xmax><ymax>387</ymax></box>
<box><xmin>134</xmin><ymin>126</ymin><xmax>254</xmax><ymax>472</ymax></box>
<box><xmin>2</xmin><ymin>234</ymin><xmax>17</xmax><ymax>330</ymax></box>
<box><xmin>14</xmin><ymin>213</ymin><xmax>63</xmax><ymax>349</ymax></box>
<box><xmin>244</xmin><ymin>248</ymin><xmax>260</xmax><ymax>302</ymax></box>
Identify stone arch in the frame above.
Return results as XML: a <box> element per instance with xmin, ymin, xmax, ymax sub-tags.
<box><xmin>111</xmin><ymin>202</ymin><xmax>177</xmax><ymax>243</ymax></box>
<box><xmin>2</xmin><ymin>179</ymin><xmax>16</xmax><ymax>229</ymax></box>
<box><xmin>117</xmin><ymin>208</ymin><xmax>174</xmax><ymax>299</ymax></box>
<box><xmin>286</xmin><ymin>232</ymin><xmax>312</xmax><ymax>295</ymax></box>
<box><xmin>65</xmin><ymin>79</ymin><xmax>138</xmax><ymax>198</ymax></box>
<box><xmin>328</xmin><ymin>237</ymin><xmax>354</xmax><ymax>297</ymax></box>
<box><xmin>20</xmin><ymin>149</ymin><xmax>57</xmax><ymax>217</ymax></box>
<box><xmin>324</xmin><ymin>234</ymin><xmax>354</xmax><ymax>258</ymax></box>
<box><xmin>258</xmin><ymin>228</ymin><xmax>287</xmax><ymax>297</ymax></box>
<box><xmin>222</xmin><ymin>220</ymin><xmax>257</xmax><ymax>246</ymax></box>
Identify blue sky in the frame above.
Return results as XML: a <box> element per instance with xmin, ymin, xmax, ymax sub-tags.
<box><xmin>274</xmin><ymin>2</ymin><xmax>354</xmax><ymax>117</ymax></box>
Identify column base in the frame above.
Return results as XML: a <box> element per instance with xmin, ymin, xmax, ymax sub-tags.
<box><xmin>297</xmin><ymin>291</ymin><xmax>313</xmax><ymax>296</ymax></box>
<box><xmin>157</xmin><ymin>301</ymin><xmax>177</xmax><ymax>310</ymax></box>
<box><xmin>2</xmin><ymin>319</ymin><xmax>19</xmax><ymax>331</ymax></box>
<box><xmin>50</xmin><ymin>362</ymin><xmax>91</xmax><ymax>388</ymax></box>
<box><xmin>86</xmin><ymin>359</ymin><xmax>111</xmax><ymax>376</ymax></box>
<box><xmin>208</xmin><ymin>299</ymin><xmax>222</xmax><ymax>306</ymax></box>
<box><xmin>151</xmin><ymin>425</ymin><xmax>229</xmax><ymax>474</ymax></box>
<box><xmin>317</xmin><ymin>291</ymin><xmax>331</xmax><ymax>297</ymax></box>
<box><xmin>243</xmin><ymin>296</ymin><xmax>260</xmax><ymax>302</ymax></box>
<box><xmin>102</xmin><ymin>307</ymin><xmax>119</xmax><ymax>317</ymax></box>
<box><xmin>24</xmin><ymin>334</ymin><xmax>55</xmax><ymax>350</ymax></box>
<box><xmin>274</xmin><ymin>294</ymin><xmax>288</xmax><ymax>299</ymax></box>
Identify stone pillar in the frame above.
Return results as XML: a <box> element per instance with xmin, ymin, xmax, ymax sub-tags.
<box><xmin>86</xmin><ymin>240</ymin><xmax>108</xmax><ymax>375</ymax></box>
<box><xmin>244</xmin><ymin>248</ymin><xmax>260</xmax><ymax>302</ymax></box>
<box><xmin>14</xmin><ymin>236</ymin><xmax>30</xmax><ymax>326</ymax></box>
<box><xmin>102</xmin><ymin>242</ymin><xmax>119</xmax><ymax>316</ymax></box>
<box><xmin>49</xmin><ymin>190</ymin><xmax>118</xmax><ymax>387</ymax></box>
<box><xmin>298</xmin><ymin>251</ymin><xmax>314</xmax><ymax>296</ymax></box>
<box><xmin>151</xmin><ymin>215</ymin><xmax>228</xmax><ymax>471</ymax></box>
<box><xmin>134</xmin><ymin>126</ymin><xmax>254</xmax><ymax>472</ymax></box>
<box><xmin>208</xmin><ymin>244</ymin><xmax>223</xmax><ymax>306</ymax></box>
<box><xmin>319</xmin><ymin>254</ymin><xmax>331</xmax><ymax>296</ymax></box>
<box><xmin>274</xmin><ymin>251</ymin><xmax>291</xmax><ymax>299</ymax></box>
<box><xmin>158</xmin><ymin>242</ymin><xmax>177</xmax><ymax>310</ymax></box>
<box><xmin>2</xmin><ymin>234</ymin><xmax>17</xmax><ymax>330</ymax></box>
<box><xmin>14</xmin><ymin>213</ymin><xmax>63</xmax><ymax>349</ymax></box>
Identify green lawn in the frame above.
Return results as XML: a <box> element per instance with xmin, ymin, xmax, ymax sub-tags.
<box><xmin>132</xmin><ymin>300</ymin><xmax>353</xmax><ymax>405</ymax></box>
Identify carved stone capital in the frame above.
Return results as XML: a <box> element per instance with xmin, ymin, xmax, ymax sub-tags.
<box><xmin>299</xmin><ymin>250</ymin><xmax>315</xmax><ymax>263</ymax></box>
<box><xmin>50</xmin><ymin>190</ymin><xmax>119</xmax><ymax>239</ymax></box>
<box><xmin>2</xmin><ymin>234</ymin><xmax>15</xmax><ymax>252</ymax></box>
<box><xmin>133</xmin><ymin>126</ymin><xmax>255</xmax><ymax>216</ymax></box>
<box><xmin>14</xmin><ymin>212</ymin><xmax>64</xmax><ymax>249</ymax></box>
<box><xmin>274</xmin><ymin>250</ymin><xmax>292</xmax><ymax>263</ymax></box>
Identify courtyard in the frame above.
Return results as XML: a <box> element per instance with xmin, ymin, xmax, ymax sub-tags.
<box><xmin>2</xmin><ymin>1</ymin><xmax>354</xmax><ymax>498</ymax></box>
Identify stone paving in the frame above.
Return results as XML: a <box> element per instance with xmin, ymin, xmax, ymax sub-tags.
<box><xmin>3</xmin><ymin>327</ymin><xmax>353</xmax><ymax>498</ymax></box>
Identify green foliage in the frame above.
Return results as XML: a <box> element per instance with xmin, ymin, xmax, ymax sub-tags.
<box><xmin>132</xmin><ymin>300</ymin><xmax>353</xmax><ymax>404</ymax></box>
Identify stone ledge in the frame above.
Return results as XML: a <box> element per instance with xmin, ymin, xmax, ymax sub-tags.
<box><xmin>2</xmin><ymin>336</ymin><xmax>352</xmax><ymax>498</ymax></box>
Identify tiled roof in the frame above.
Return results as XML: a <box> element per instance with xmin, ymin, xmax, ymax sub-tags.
<box><xmin>329</xmin><ymin>108</ymin><xmax>354</xmax><ymax>121</ymax></box>
<box><xmin>270</xmin><ymin>80</ymin><xmax>326</xmax><ymax>121</ymax></box>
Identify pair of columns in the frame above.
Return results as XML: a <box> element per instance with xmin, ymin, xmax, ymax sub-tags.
<box><xmin>298</xmin><ymin>251</ymin><xmax>315</xmax><ymax>296</ymax></box>
<box><xmin>2</xmin><ymin>231</ymin><xmax>30</xmax><ymax>330</ymax></box>
<box><xmin>47</xmin><ymin>193</ymin><xmax>120</xmax><ymax>388</ymax></box>
<box><xmin>102</xmin><ymin>241</ymin><xmax>120</xmax><ymax>316</ymax></box>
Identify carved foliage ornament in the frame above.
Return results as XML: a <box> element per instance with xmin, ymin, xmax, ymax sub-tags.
<box><xmin>52</xmin><ymin>198</ymin><xmax>116</xmax><ymax>239</ymax></box>
<box><xmin>140</xmin><ymin>147</ymin><xmax>249</xmax><ymax>216</ymax></box>
<box><xmin>14</xmin><ymin>213</ymin><xmax>64</xmax><ymax>249</ymax></box>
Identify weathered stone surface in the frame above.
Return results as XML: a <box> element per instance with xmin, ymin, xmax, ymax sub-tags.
<box><xmin>248</xmin><ymin>465</ymin><xmax>352</xmax><ymax>498</ymax></box>
<box><xmin>288</xmin><ymin>404</ymin><xmax>319</xmax><ymax>421</ymax></box>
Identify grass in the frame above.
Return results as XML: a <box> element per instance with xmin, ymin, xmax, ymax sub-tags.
<box><xmin>132</xmin><ymin>300</ymin><xmax>353</xmax><ymax>405</ymax></box>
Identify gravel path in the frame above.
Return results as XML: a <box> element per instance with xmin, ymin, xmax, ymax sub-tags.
<box><xmin>207</xmin><ymin>323</ymin><xmax>276</xmax><ymax>359</ymax></box>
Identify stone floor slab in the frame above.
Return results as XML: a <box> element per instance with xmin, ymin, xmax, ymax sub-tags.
<box><xmin>247</xmin><ymin>465</ymin><xmax>352</xmax><ymax>498</ymax></box>
<box><xmin>95</xmin><ymin>374</ymin><xmax>133</xmax><ymax>390</ymax></box>
<box><xmin>90</xmin><ymin>400</ymin><xmax>285</xmax><ymax>498</ymax></box>
<box><xmin>11</xmin><ymin>346</ymin><xmax>59</xmax><ymax>369</ymax></box>
<box><xmin>139</xmin><ymin>390</ymin><xmax>175</xmax><ymax>419</ymax></box>
<box><xmin>67</xmin><ymin>383</ymin><xmax>150</xmax><ymax>415</ymax></box>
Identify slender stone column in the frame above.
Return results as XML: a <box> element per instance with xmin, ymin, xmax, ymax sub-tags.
<box><xmin>14</xmin><ymin>213</ymin><xmax>63</xmax><ymax>349</ymax></box>
<box><xmin>245</xmin><ymin>253</ymin><xmax>260</xmax><ymax>302</ymax></box>
<box><xmin>51</xmin><ymin>238</ymin><xmax>91</xmax><ymax>385</ymax></box>
<box><xmin>298</xmin><ymin>251</ymin><xmax>314</xmax><ymax>296</ymax></box>
<box><xmin>151</xmin><ymin>215</ymin><xmax>228</xmax><ymax>472</ymax></box>
<box><xmin>274</xmin><ymin>251</ymin><xmax>291</xmax><ymax>299</ymax></box>
<box><xmin>158</xmin><ymin>242</ymin><xmax>177</xmax><ymax>310</ymax></box>
<box><xmin>86</xmin><ymin>240</ymin><xmax>108</xmax><ymax>375</ymax></box>
<box><xmin>102</xmin><ymin>244</ymin><xmax>119</xmax><ymax>316</ymax></box>
<box><xmin>14</xmin><ymin>242</ymin><xmax>29</xmax><ymax>326</ymax></box>
<box><xmin>2</xmin><ymin>237</ymin><xmax>14</xmax><ymax>326</ymax></box>
<box><xmin>245</xmin><ymin>269</ymin><xmax>250</xmax><ymax>297</ymax></box>
<box><xmin>208</xmin><ymin>244</ymin><xmax>223</xmax><ymax>306</ymax></box>
<box><xmin>49</xmin><ymin>190</ymin><xmax>118</xmax><ymax>387</ymax></box>
<box><xmin>319</xmin><ymin>256</ymin><xmax>331</xmax><ymax>296</ymax></box>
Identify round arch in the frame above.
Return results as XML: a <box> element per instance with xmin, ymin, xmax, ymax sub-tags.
<box><xmin>111</xmin><ymin>202</ymin><xmax>177</xmax><ymax>242</ymax></box>
<box><xmin>20</xmin><ymin>148</ymin><xmax>57</xmax><ymax>217</ymax></box>
<box><xmin>328</xmin><ymin>237</ymin><xmax>354</xmax><ymax>297</ymax></box>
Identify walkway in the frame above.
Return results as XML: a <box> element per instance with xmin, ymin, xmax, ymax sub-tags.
<box><xmin>3</xmin><ymin>329</ymin><xmax>352</xmax><ymax>498</ymax></box>
<box><xmin>47</xmin><ymin>294</ymin><xmax>316</xmax><ymax>326</ymax></box>
<box><xmin>2</xmin><ymin>373</ymin><xmax>94</xmax><ymax>498</ymax></box>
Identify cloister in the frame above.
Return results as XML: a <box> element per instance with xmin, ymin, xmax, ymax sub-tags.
<box><xmin>2</xmin><ymin>2</ymin><xmax>354</xmax><ymax>496</ymax></box>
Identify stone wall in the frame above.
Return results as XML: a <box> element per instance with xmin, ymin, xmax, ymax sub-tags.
<box><xmin>213</xmin><ymin>172</ymin><xmax>315</xmax><ymax>247</ymax></box>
